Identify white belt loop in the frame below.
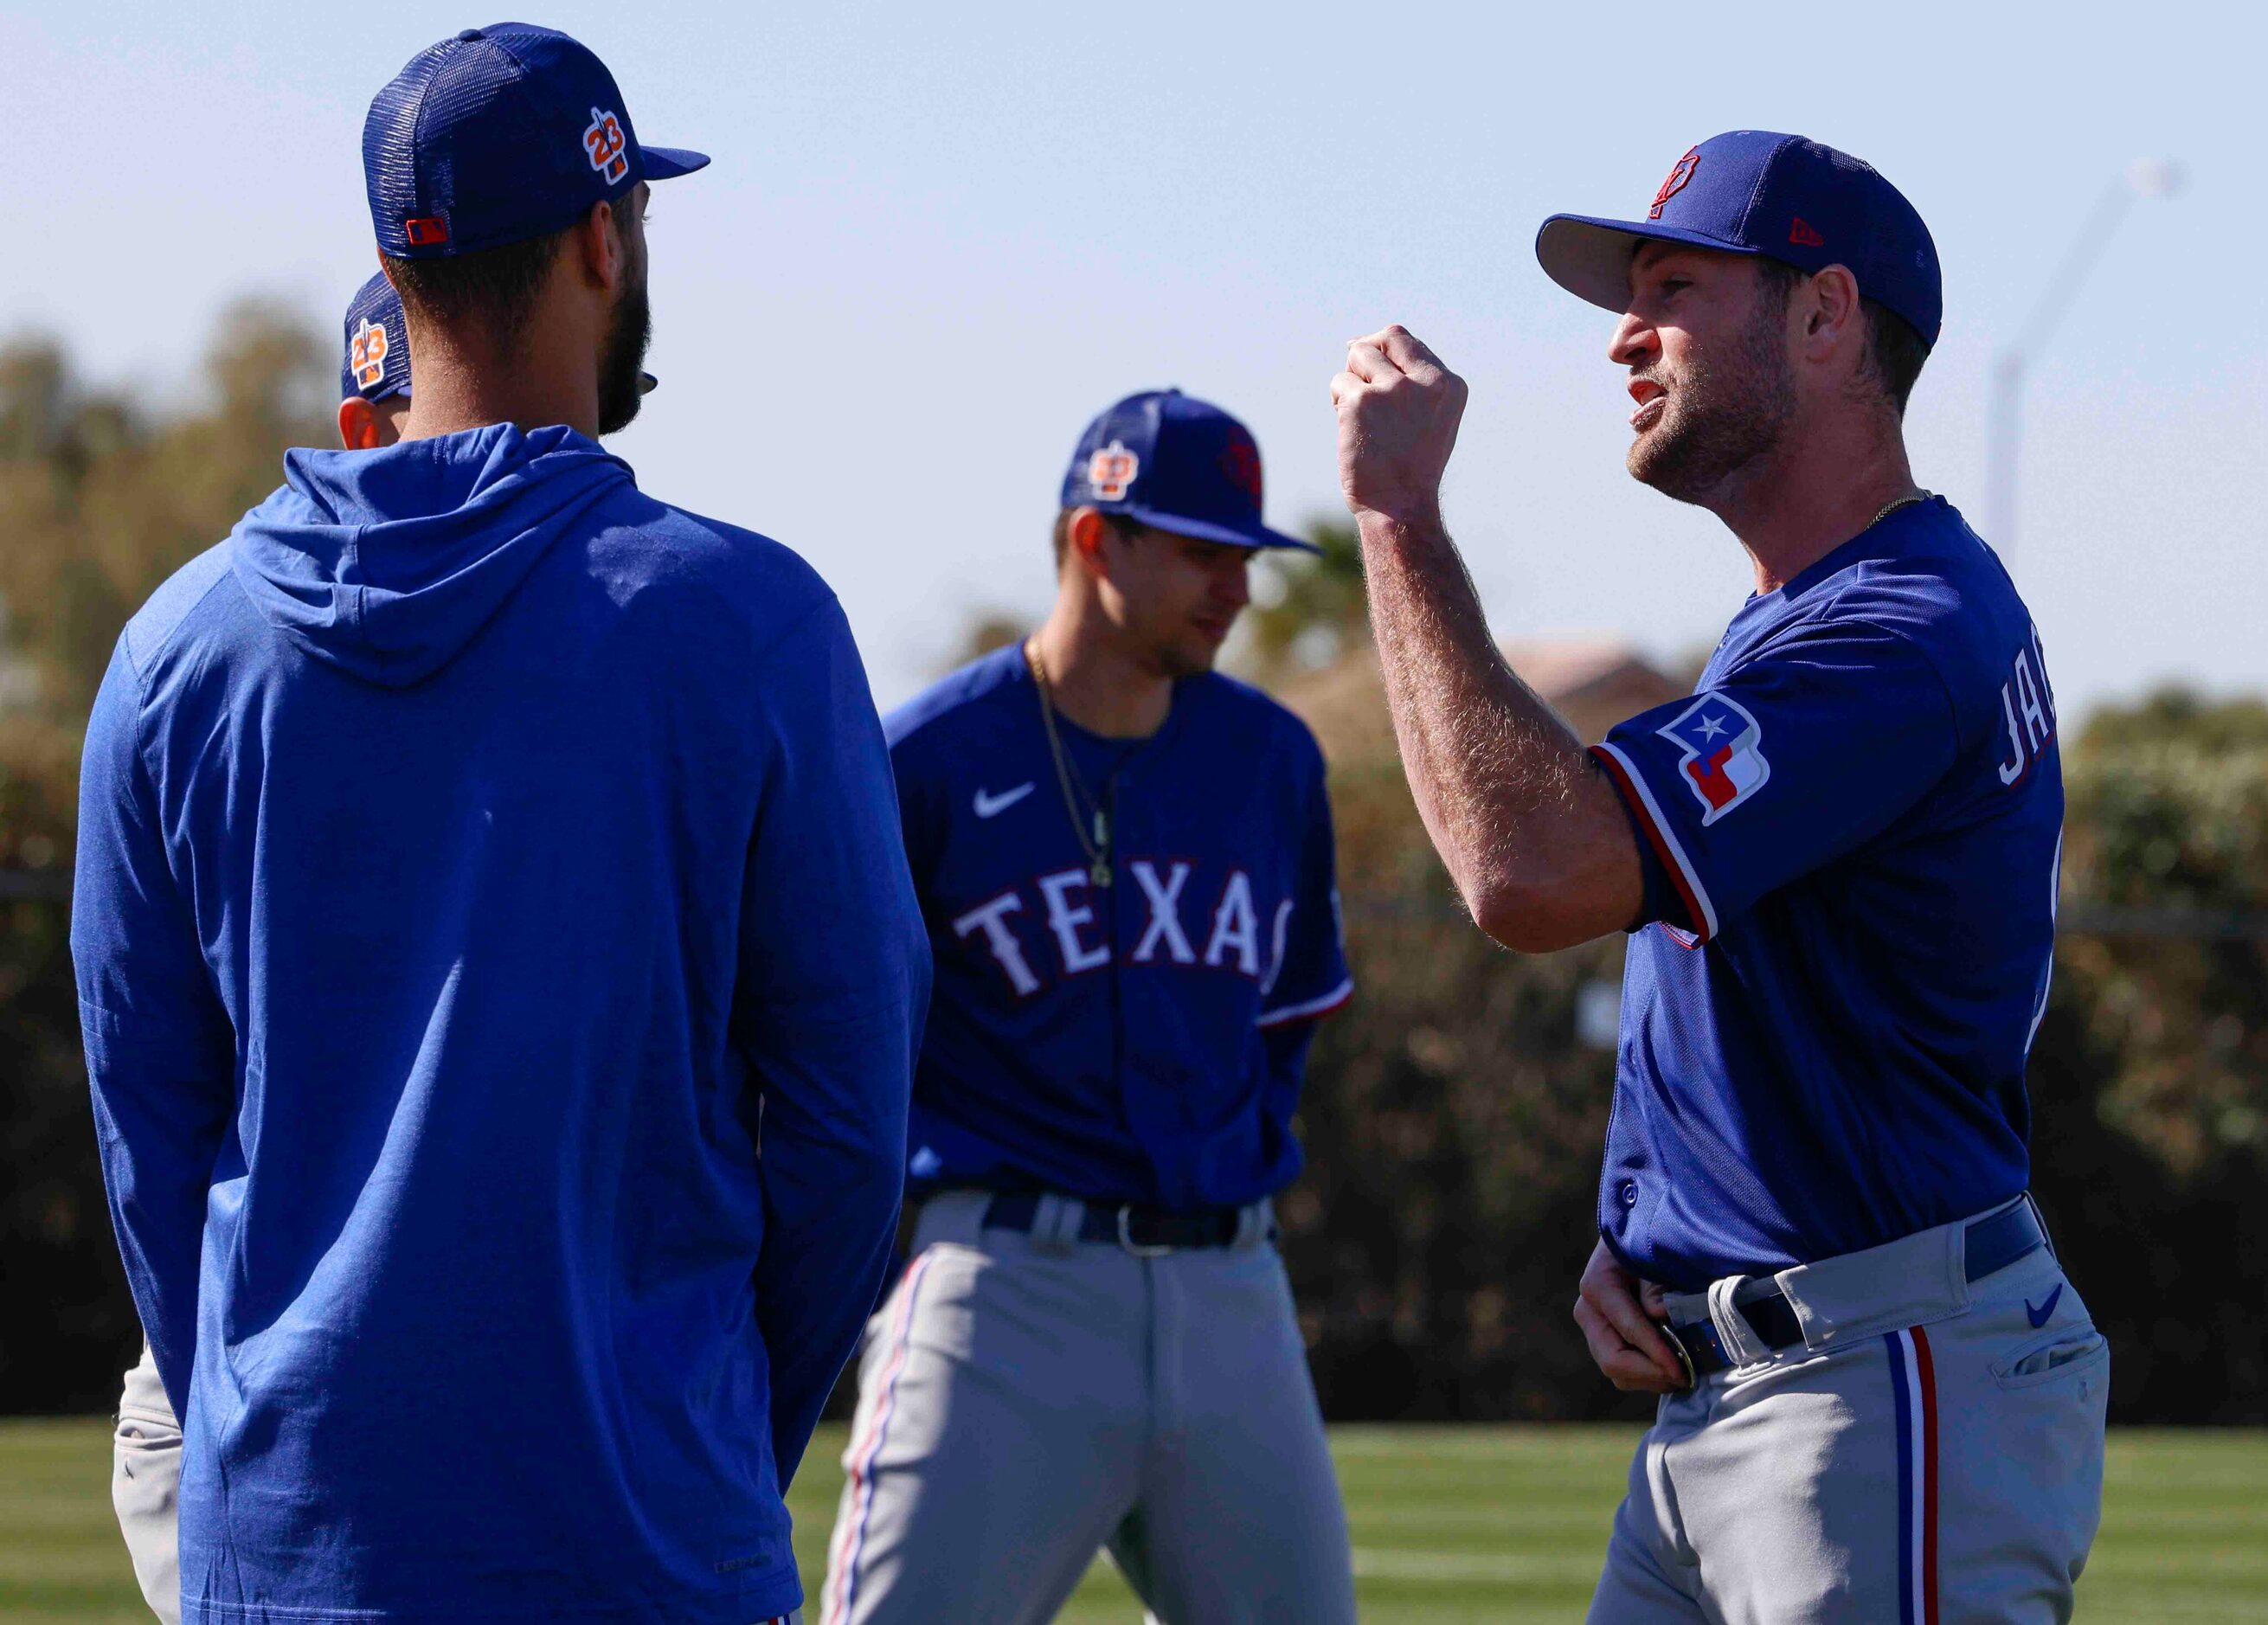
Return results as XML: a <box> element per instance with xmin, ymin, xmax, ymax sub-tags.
<box><xmin>1032</xmin><ymin>1194</ymin><xmax>1083</xmax><ymax>1254</ymax></box>
<box><xmin>1706</xmin><ymin>1275</ymin><xmax>1772</xmax><ymax>1368</ymax></box>
<box><xmin>1233</xmin><ymin>1198</ymin><xmax>1274</xmax><ymax>1250</ymax></box>
<box><xmin>1944</xmin><ymin>1213</ymin><xmax>1974</xmax><ymax>1314</ymax></box>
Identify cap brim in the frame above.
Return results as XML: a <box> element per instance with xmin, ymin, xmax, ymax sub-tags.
<box><xmin>1125</xmin><ymin>504</ymin><xmax>1321</xmax><ymax>556</ymax></box>
<box><xmin>1534</xmin><ymin>214</ymin><xmax>1760</xmax><ymax>314</ymax></box>
<box><xmin>642</xmin><ymin>145</ymin><xmax>710</xmax><ymax>181</ymax></box>
<box><xmin>639</xmin><ymin>371</ymin><xmax>658</xmax><ymax>396</ymax></box>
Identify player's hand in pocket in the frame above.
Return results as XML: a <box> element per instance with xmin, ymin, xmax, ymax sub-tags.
<box><xmin>1331</xmin><ymin>325</ymin><xmax>1467</xmax><ymax>528</ymax></box>
<box><xmin>1573</xmin><ymin>1238</ymin><xmax>1687</xmax><ymax>1394</ymax></box>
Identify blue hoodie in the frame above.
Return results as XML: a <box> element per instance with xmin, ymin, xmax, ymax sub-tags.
<box><xmin>73</xmin><ymin>423</ymin><xmax>928</xmax><ymax>1625</ymax></box>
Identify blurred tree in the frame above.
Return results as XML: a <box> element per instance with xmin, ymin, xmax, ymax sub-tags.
<box><xmin>2023</xmin><ymin>690</ymin><xmax>2268</xmax><ymax>1422</ymax></box>
<box><xmin>0</xmin><ymin>305</ymin><xmax>329</xmax><ymax>1410</ymax></box>
<box><xmin>1</xmin><ymin>302</ymin><xmax>330</xmax><ymax>734</ymax></box>
<box><xmin>941</xmin><ymin>610</ymin><xmax>1028</xmax><ymax>674</ymax></box>
<box><xmin>2059</xmin><ymin>691</ymin><xmax>2268</xmax><ymax>1175</ymax></box>
<box><xmin>1243</xmin><ymin>517</ymin><xmax>1365</xmax><ymax>680</ymax></box>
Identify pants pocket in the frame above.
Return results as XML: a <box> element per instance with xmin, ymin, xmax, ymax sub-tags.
<box><xmin>1991</xmin><ymin>1325</ymin><xmax>2111</xmax><ymax>1391</ymax></box>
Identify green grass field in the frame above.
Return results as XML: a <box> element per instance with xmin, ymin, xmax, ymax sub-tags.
<box><xmin>3</xmin><ymin>1421</ymin><xmax>2261</xmax><ymax>1622</ymax></box>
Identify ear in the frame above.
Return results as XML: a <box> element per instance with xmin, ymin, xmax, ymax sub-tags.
<box><xmin>573</xmin><ymin>191</ymin><xmax>636</xmax><ymax>293</ymax></box>
<box><xmin>1065</xmin><ymin>506</ymin><xmax>1115</xmax><ymax>574</ymax></box>
<box><xmin>1800</xmin><ymin>264</ymin><xmax>1863</xmax><ymax>364</ymax></box>
<box><xmin>337</xmin><ymin>395</ymin><xmax>380</xmax><ymax>451</ymax></box>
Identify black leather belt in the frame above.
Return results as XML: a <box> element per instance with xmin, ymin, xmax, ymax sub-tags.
<box><xmin>980</xmin><ymin>1191</ymin><xmax>1243</xmax><ymax>1254</ymax></box>
<box><xmin>1661</xmin><ymin>1198</ymin><xmax>2048</xmax><ymax>1385</ymax></box>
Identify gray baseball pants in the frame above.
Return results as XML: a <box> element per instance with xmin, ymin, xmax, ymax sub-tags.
<box><xmin>818</xmin><ymin>1191</ymin><xmax>1356</xmax><ymax>1625</ymax></box>
<box><xmin>114</xmin><ymin>1341</ymin><xmax>183</xmax><ymax>1625</ymax></box>
<box><xmin>1588</xmin><ymin>1200</ymin><xmax>2110</xmax><ymax>1624</ymax></box>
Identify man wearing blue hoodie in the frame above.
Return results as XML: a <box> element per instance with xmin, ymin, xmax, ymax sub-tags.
<box><xmin>74</xmin><ymin>25</ymin><xmax>928</xmax><ymax>1625</ymax></box>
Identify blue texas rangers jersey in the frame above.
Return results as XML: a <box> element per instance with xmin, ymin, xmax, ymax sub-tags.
<box><xmin>886</xmin><ymin>643</ymin><xmax>1352</xmax><ymax>1210</ymax></box>
<box><xmin>1590</xmin><ymin>498</ymin><xmax>2059</xmax><ymax>1289</ymax></box>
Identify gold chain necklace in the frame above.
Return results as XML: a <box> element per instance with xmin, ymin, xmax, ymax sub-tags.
<box><xmin>1025</xmin><ymin>642</ymin><xmax>1113</xmax><ymax>888</ymax></box>
<box><xmin>1871</xmin><ymin>489</ymin><xmax>1931</xmax><ymax>528</ymax></box>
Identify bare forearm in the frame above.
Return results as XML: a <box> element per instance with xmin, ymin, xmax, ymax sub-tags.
<box><xmin>1356</xmin><ymin>509</ymin><xmax>1627</xmax><ymax>946</ymax></box>
<box><xmin>1333</xmin><ymin>324</ymin><xmax>1643</xmax><ymax>947</ymax></box>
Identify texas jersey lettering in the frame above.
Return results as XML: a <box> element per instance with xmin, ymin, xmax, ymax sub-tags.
<box><xmin>952</xmin><ymin>859</ymin><xmax>1290</xmax><ymax>997</ymax></box>
<box><xmin>886</xmin><ymin>643</ymin><xmax>1351</xmax><ymax>1211</ymax></box>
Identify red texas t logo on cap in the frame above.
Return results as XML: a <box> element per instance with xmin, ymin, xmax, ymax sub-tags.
<box><xmin>1089</xmin><ymin>440</ymin><xmax>1139</xmax><ymax>500</ymax></box>
<box><xmin>1649</xmin><ymin>147</ymin><xmax>1700</xmax><ymax>221</ymax></box>
<box><xmin>1218</xmin><ymin>433</ymin><xmax>1262</xmax><ymax>504</ymax></box>
<box><xmin>350</xmin><ymin>319</ymin><xmax>389</xmax><ymax>389</ymax></box>
<box><xmin>584</xmin><ymin>107</ymin><xmax>629</xmax><ymax>185</ymax></box>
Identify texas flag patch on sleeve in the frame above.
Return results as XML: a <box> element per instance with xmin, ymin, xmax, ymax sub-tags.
<box><xmin>1658</xmin><ymin>694</ymin><xmax>1770</xmax><ymax>824</ymax></box>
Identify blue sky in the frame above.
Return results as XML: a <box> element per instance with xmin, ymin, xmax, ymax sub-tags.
<box><xmin>10</xmin><ymin>1</ymin><xmax>2260</xmax><ymax>718</ymax></box>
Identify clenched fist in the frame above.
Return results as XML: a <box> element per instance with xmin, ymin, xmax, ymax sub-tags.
<box><xmin>1332</xmin><ymin>325</ymin><xmax>1468</xmax><ymax>528</ymax></box>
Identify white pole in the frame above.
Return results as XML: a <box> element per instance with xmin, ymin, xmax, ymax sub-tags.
<box><xmin>1985</xmin><ymin>161</ymin><xmax>2181</xmax><ymax>577</ymax></box>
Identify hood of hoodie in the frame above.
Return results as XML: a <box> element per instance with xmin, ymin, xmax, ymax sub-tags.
<box><xmin>231</xmin><ymin>423</ymin><xmax>633</xmax><ymax>688</ymax></box>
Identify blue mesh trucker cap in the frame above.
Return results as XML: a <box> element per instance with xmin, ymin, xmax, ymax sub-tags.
<box><xmin>363</xmin><ymin>22</ymin><xmax>708</xmax><ymax>259</ymax></box>
<box><xmin>340</xmin><ymin>273</ymin><xmax>411</xmax><ymax>402</ymax></box>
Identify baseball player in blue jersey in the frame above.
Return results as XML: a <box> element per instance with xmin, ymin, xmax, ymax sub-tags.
<box><xmin>819</xmin><ymin>389</ymin><xmax>1358</xmax><ymax>1624</ymax></box>
<box><xmin>1332</xmin><ymin>133</ymin><xmax>2105</xmax><ymax>1622</ymax></box>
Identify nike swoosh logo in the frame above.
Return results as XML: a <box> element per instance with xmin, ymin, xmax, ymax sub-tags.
<box><xmin>2026</xmin><ymin>1282</ymin><xmax>2065</xmax><ymax>1327</ymax></box>
<box><xmin>973</xmin><ymin>782</ymin><xmax>1036</xmax><ymax>819</ymax></box>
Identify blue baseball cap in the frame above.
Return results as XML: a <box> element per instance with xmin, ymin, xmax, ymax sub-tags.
<box><xmin>364</xmin><ymin>22</ymin><xmax>708</xmax><ymax>259</ymax></box>
<box><xmin>341</xmin><ymin>273</ymin><xmax>411</xmax><ymax>402</ymax></box>
<box><xmin>339</xmin><ymin>269</ymin><xmax>659</xmax><ymax>401</ymax></box>
<box><xmin>1061</xmin><ymin>389</ymin><xmax>1316</xmax><ymax>555</ymax></box>
<box><xmin>1535</xmin><ymin>132</ymin><xmax>1942</xmax><ymax>348</ymax></box>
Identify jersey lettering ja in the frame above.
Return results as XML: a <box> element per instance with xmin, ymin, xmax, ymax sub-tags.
<box><xmin>1590</xmin><ymin>498</ymin><xmax>2059</xmax><ymax>1288</ymax></box>
<box><xmin>885</xmin><ymin>646</ymin><xmax>1352</xmax><ymax>1210</ymax></box>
